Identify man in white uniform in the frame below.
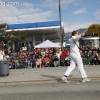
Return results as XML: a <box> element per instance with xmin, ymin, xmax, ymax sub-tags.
<box><xmin>62</xmin><ymin>31</ymin><xmax>90</xmax><ymax>83</ymax></box>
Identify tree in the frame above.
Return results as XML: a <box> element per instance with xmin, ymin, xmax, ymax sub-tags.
<box><xmin>6</xmin><ymin>31</ymin><xmax>26</xmax><ymax>46</ymax></box>
<box><xmin>87</xmin><ymin>24</ymin><xmax>99</xmax><ymax>36</ymax></box>
<box><xmin>98</xmin><ymin>24</ymin><xmax>100</xmax><ymax>36</ymax></box>
<box><xmin>0</xmin><ymin>23</ymin><xmax>8</xmax><ymax>42</ymax></box>
<box><xmin>0</xmin><ymin>23</ymin><xmax>26</xmax><ymax>46</ymax></box>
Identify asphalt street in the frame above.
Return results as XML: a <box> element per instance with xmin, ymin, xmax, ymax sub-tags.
<box><xmin>0</xmin><ymin>80</ymin><xmax>100</xmax><ymax>100</ymax></box>
<box><xmin>0</xmin><ymin>65</ymin><xmax>100</xmax><ymax>100</ymax></box>
<box><xmin>0</xmin><ymin>65</ymin><xmax>100</xmax><ymax>83</ymax></box>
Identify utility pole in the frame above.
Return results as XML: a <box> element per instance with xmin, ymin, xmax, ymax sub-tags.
<box><xmin>58</xmin><ymin>0</ymin><xmax>63</xmax><ymax>51</ymax></box>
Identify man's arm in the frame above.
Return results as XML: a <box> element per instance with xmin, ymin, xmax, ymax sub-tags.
<box><xmin>73</xmin><ymin>33</ymin><xmax>85</xmax><ymax>42</ymax></box>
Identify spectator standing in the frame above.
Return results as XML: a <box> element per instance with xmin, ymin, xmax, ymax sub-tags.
<box><xmin>0</xmin><ymin>46</ymin><xmax>5</xmax><ymax>60</ymax></box>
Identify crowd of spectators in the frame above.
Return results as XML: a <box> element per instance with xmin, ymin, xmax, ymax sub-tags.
<box><xmin>80</xmin><ymin>44</ymin><xmax>100</xmax><ymax>65</ymax></box>
<box><xmin>3</xmin><ymin>43</ymin><xmax>100</xmax><ymax>69</ymax></box>
<box><xmin>5</xmin><ymin>47</ymin><xmax>70</xmax><ymax>69</ymax></box>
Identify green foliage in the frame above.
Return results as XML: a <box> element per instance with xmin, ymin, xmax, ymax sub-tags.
<box><xmin>6</xmin><ymin>31</ymin><xmax>26</xmax><ymax>45</ymax></box>
<box><xmin>0</xmin><ymin>23</ymin><xmax>7</xmax><ymax>29</ymax></box>
<box><xmin>0</xmin><ymin>23</ymin><xmax>7</xmax><ymax>42</ymax></box>
<box><xmin>98</xmin><ymin>25</ymin><xmax>100</xmax><ymax>36</ymax></box>
<box><xmin>87</xmin><ymin>24</ymin><xmax>100</xmax><ymax>36</ymax></box>
<box><xmin>0</xmin><ymin>23</ymin><xmax>26</xmax><ymax>46</ymax></box>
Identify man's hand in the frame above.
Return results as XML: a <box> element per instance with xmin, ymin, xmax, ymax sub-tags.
<box><xmin>81</xmin><ymin>32</ymin><xmax>85</xmax><ymax>37</ymax></box>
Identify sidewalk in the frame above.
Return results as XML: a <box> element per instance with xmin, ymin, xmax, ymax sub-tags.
<box><xmin>0</xmin><ymin>65</ymin><xmax>100</xmax><ymax>83</ymax></box>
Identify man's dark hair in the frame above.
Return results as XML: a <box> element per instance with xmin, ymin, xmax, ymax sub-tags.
<box><xmin>72</xmin><ymin>31</ymin><xmax>78</xmax><ymax>36</ymax></box>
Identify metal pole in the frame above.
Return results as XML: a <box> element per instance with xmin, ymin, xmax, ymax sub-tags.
<box><xmin>58</xmin><ymin>0</ymin><xmax>63</xmax><ymax>51</ymax></box>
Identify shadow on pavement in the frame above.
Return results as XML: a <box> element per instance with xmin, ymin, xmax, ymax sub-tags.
<box><xmin>41</xmin><ymin>74</ymin><xmax>73</xmax><ymax>83</ymax></box>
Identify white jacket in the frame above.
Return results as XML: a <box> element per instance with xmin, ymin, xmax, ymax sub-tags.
<box><xmin>69</xmin><ymin>34</ymin><xmax>82</xmax><ymax>55</ymax></box>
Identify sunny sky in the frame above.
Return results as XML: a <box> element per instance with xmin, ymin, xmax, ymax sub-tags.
<box><xmin>0</xmin><ymin>0</ymin><xmax>100</xmax><ymax>32</ymax></box>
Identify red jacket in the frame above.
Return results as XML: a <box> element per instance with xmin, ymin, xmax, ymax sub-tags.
<box><xmin>24</xmin><ymin>55</ymin><xmax>29</xmax><ymax>59</ymax></box>
<box><xmin>61</xmin><ymin>50</ymin><xmax>68</xmax><ymax>58</ymax></box>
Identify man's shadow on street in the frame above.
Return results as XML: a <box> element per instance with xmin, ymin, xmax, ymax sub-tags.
<box><xmin>41</xmin><ymin>74</ymin><xmax>73</xmax><ymax>83</ymax></box>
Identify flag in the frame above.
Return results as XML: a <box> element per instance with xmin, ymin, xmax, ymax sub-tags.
<box><xmin>83</xmin><ymin>55</ymin><xmax>95</xmax><ymax>66</ymax></box>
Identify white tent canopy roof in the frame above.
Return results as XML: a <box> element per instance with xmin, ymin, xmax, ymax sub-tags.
<box><xmin>35</xmin><ymin>40</ymin><xmax>61</xmax><ymax>48</ymax></box>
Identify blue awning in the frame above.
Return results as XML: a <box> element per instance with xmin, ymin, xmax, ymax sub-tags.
<box><xmin>7</xmin><ymin>21</ymin><xmax>60</xmax><ymax>29</ymax></box>
<box><xmin>66</xmin><ymin>41</ymin><xmax>70</xmax><ymax>45</ymax></box>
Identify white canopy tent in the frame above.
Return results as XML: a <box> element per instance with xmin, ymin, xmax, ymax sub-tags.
<box><xmin>35</xmin><ymin>40</ymin><xmax>61</xmax><ymax>48</ymax></box>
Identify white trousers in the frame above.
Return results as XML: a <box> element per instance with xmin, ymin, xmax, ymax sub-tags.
<box><xmin>64</xmin><ymin>52</ymin><xmax>87</xmax><ymax>78</ymax></box>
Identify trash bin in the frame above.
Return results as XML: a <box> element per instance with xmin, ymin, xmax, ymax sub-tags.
<box><xmin>0</xmin><ymin>60</ymin><xmax>9</xmax><ymax>76</ymax></box>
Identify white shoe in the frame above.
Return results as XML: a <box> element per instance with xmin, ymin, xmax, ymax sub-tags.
<box><xmin>62</xmin><ymin>76</ymin><xmax>68</xmax><ymax>83</ymax></box>
<box><xmin>82</xmin><ymin>77</ymin><xmax>91</xmax><ymax>83</ymax></box>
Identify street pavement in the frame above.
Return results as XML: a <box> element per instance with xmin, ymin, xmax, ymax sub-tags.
<box><xmin>0</xmin><ymin>65</ymin><xmax>100</xmax><ymax>100</ymax></box>
<box><xmin>0</xmin><ymin>65</ymin><xmax>100</xmax><ymax>83</ymax></box>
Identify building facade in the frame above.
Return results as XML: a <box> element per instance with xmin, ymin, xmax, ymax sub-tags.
<box><xmin>6</xmin><ymin>21</ymin><xmax>64</xmax><ymax>51</ymax></box>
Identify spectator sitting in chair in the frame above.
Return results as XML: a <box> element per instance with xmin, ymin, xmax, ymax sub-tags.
<box><xmin>43</xmin><ymin>55</ymin><xmax>50</xmax><ymax>67</ymax></box>
<box><xmin>52</xmin><ymin>52</ymin><xmax>59</xmax><ymax>67</ymax></box>
<box><xmin>35</xmin><ymin>56</ymin><xmax>42</xmax><ymax>68</ymax></box>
